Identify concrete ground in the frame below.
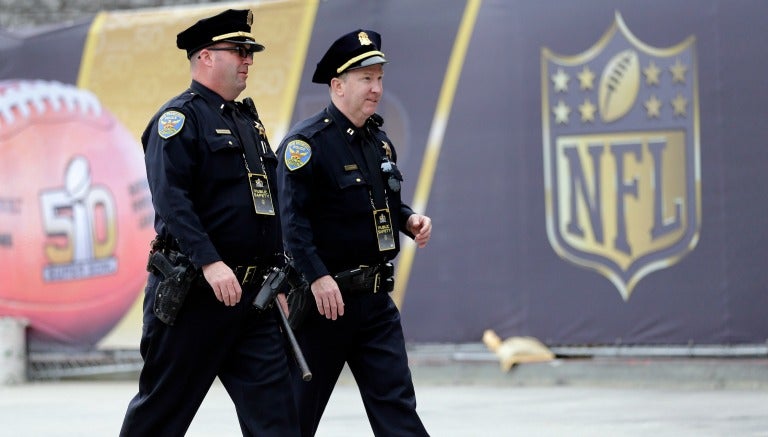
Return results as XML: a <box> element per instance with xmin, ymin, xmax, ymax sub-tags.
<box><xmin>2</xmin><ymin>344</ymin><xmax>767</xmax><ymax>436</ymax></box>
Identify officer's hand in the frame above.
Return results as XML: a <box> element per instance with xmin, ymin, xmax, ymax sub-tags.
<box><xmin>202</xmin><ymin>261</ymin><xmax>242</xmax><ymax>306</ymax></box>
<box><xmin>407</xmin><ymin>214</ymin><xmax>432</xmax><ymax>248</ymax></box>
<box><xmin>276</xmin><ymin>293</ymin><xmax>290</xmax><ymax>316</ymax></box>
<box><xmin>310</xmin><ymin>275</ymin><xmax>344</xmax><ymax>320</ymax></box>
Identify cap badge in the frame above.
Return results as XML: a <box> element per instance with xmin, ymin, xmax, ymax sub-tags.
<box><xmin>358</xmin><ymin>32</ymin><xmax>372</xmax><ymax>46</ymax></box>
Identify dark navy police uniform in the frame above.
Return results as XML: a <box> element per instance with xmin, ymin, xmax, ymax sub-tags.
<box><xmin>120</xmin><ymin>9</ymin><xmax>299</xmax><ymax>437</ymax></box>
<box><xmin>277</xmin><ymin>29</ymin><xmax>429</xmax><ymax>437</ymax></box>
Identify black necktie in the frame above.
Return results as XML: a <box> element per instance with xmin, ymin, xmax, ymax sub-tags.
<box><xmin>361</xmin><ymin>129</ymin><xmax>386</xmax><ymax>208</ymax></box>
<box><xmin>228</xmin><ymin>103</ymin><xmax>263</xmax><ymax>172</ymax></box>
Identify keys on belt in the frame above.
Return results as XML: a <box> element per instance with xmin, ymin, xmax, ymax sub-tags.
<box><xmin>334</xmin><ymin>263</ymin><xmax>394</xmax><ymax>294</ymax></box>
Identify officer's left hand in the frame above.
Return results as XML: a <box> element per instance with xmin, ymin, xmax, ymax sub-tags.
<box><xmin>276</xmin><ymin>293</ymin><xmax>290</xmax><ymax>316</ymax></box>
<box><xmin>310</xmin><ymin>275</ymin><xmax>345</xmax><ymax>320</ymax></box>
<box><xmin>407</xmin><ymin>214</ymin><xmax>432</xmax><ymax>248</ymax></box>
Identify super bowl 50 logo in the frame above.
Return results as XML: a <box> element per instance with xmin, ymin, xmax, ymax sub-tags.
<box><xmin>39</xmin><ymin>155</ymin><xmax>118</xmax><ymax>281</ymax></box>
<box><xmin>541</xmin><ymin>13</ymin><xmax>701</xmax><ymax>300</ymax></box>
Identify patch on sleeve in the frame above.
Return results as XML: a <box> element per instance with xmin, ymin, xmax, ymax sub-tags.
<box><xmin>284</xmin><ymin>140</ymin><xmax>312</xmax><ymax>171</ymax></box>
<box><xmin>157</xmin><ymin>110</ymin><xmax>185</xmax><ymax>139</ymax></box>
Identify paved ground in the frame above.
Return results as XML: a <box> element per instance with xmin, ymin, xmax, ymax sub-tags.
<box><xmin>2</xmin><ymin>344</ymin><xmax>768</xmax><ymax>436</ymax></box>
<box><xmin>2</xmin><ymin>378</ymin><xmax>767</xmax><ymax>436</ymax></box>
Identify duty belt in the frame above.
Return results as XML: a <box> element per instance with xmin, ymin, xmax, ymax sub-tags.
<box><xmin>195</xmin><ymin>261</ymin><xmax>276</xmax><ymax>288</ymax></box>
<box><xmin>234</xmin><ymin>264</ymin><xmax>273</xmax><ymax>286</ymax></box>
<box><xmin>334</xmin><ymin>263</ymin><xmax>394</xmax><ymax>294</ymax></box>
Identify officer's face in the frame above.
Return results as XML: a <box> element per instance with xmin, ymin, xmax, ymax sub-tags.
<box><xmin>338</xmin><ymin>64</ymin><xmax>383</xmax><ymax>124</ymax></box>
<box><xmin>207</xmin><ymin>44</ymin><xmax>254</xmax><ymax>98</ymax></box>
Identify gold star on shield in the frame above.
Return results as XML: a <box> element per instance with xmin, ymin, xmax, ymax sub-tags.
<box><xmin>551</xmin><ymin>68</ymin><xmax>569</xmax><ymax>93</ymax></box>
<box><xmin>643</xmin><ymin>61</ymin><xmax>661</xmax><ymax>86</ymax></box>
<box><xmin>578</xmin><ymin>98</ymin><xmax>596</xmax><ymax>122</ymax></box>
<box><xmin>670</xmin><ymin>58</ymin><xmax>688</xmax><ymax>84</ymax></box>
<box><xmin>553</xmin><ymin>100</ymin><xmax>571</xmax><ymax>124</ymax></box>
<box><xmin>672</xmin><ymin>93</ymin><xmax>688</xmax><ymax>116</ymax></box>
<box><xmin>577</xmin><ymin>66</ymin><xmax>595</xmax><ymax>90</ymax></box>
<box><xmin>644</xmin><ymin>95</ymin><xmax>662</xmax><ymax>118</ymax></box>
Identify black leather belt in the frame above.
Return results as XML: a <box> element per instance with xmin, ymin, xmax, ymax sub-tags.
<box><xmin>334</xmin><ymin>263</ymin><xmax>394</xmax><ymax>294</ymax></box>
<box><xmin>195</xmin><ymin>262</ymin><xmax>274</xmax><ymax>288</ymax></box>
<box><xmin>233</xmin><ymin>264</ymin><xmax>273</xmax><ymax>286</ymax></box>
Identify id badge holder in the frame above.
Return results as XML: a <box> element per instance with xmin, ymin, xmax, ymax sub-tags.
<box><xmin>373</xmin><ymin>208</ymin><xmax>396</xmax><ymax>251</ymax></box>
<box><xmin>248</xmin><ymin>172</ymin><xmax>275</xmax><ymax>215</ymax></box>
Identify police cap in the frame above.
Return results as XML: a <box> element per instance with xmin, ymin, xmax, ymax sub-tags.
<box><xmin>176</xmin><ymin>9</ymin><xmax>265</xmax><ymax>59</ymax></box>
<box><xmin>312</xmin><ymin>29</ymin><xmax>387</xmax><ymax>85</ymax></box>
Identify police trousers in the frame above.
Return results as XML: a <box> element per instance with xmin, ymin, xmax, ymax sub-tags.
<box><xmin>120</xmin><ymin>273</ymin><xmax>300</xmax><ymax>437</ymax></box>
<box><xmin>291</xmin><ymin>289</ymin><xmax>429</xmax><ymax>437</ymax></box>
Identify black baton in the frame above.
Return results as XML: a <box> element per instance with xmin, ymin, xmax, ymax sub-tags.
<box><xmin>276</xmin><ymin>302</ymin><xmax>312</xmax><ymax>381</ymax></box>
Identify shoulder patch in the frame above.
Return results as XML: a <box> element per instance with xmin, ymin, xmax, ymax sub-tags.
<box><xmin>284</xmin><ymin>140</ymin><xmax>312</xmax><ymax>171</ymax></box>
<box><xmin>158</xmin><ymin>110</ymin><xmax>185</xmax><ymax>139</ymax></box>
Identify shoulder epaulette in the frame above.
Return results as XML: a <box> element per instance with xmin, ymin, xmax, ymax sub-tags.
<box><xmin>290</xmin><ymin>110</ymin><xmax>333</xmax><ymax>141</ymax></box>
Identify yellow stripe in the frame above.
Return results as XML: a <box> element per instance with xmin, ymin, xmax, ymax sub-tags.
<box><xmin>273</xmin><ymin>0</ymin><xmax>319</xmax><ymax>141</ymax></box>
<box><xmin>76</xmin><ymin>11</ymin><xmax>107</xmax><ymax>88</ymax></box>
<box><xmin>392</xmin><ymin>0</ymin><xmax>482</xmax><ymax>308</ymax></box>
<box><xmin>212</xmin><ymin>31</ymin><xmax>257</xmax><ymax>41</ymax></box>
<box><xmin>336</xmin><ymin>50</ymin><xmax>386</xmax><ymax>73</ymax></box>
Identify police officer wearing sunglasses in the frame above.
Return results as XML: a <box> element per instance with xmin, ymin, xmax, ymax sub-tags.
<box><xmin>120</xmin><ymin>9</ymin><xmax>299</xmax><ymax>436</ymax></box>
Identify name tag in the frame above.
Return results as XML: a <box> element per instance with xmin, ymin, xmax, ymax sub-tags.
<box><xmin>215</xmin><ymin>129</ymin><xmax>232</xmax><ymax>135</ymax></box>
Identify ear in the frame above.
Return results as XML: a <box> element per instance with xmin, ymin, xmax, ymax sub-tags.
<box><xmin>196</xmin><ymin>48</ymin><xmax>214</xmax><ymax>66</ymax></box>
<box><xmin>330</xmin><ymin>77</ymin><xmax>344</xmax><ymax>97</ymax></box>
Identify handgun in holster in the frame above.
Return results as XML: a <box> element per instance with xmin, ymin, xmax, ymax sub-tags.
<box><xmin>148</xmin><ymin>250</ymin><xmax>196</xmax><ymax>326</ymax></box>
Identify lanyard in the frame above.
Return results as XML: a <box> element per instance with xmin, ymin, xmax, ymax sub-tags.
<box><xmin>327</xmin><ymin>109</ymin><xmax>389</xmax><ymax>210</ymax></box>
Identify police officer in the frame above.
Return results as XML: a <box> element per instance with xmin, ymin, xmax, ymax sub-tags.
<box><xmin>120</xmin><ymin>10</ymin><xmax>299</xmax><ymax>437</ymax></box>
<box><xmin>277</xmin><ymin>30</ymin><xmax>432</xmax><ymax>436</ymax></box>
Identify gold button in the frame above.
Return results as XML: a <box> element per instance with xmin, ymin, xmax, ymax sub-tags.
<box><xmin>356</xmin><ymin>178</ymin><xmax>361</xmax><ymax>182</ymax></box>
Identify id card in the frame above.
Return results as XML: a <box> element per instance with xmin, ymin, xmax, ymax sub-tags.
<box><xmin>248</xmin><ymin>173</ymin><xmax>275</xmax><ymax>215</ymax></box>
<box><xmin>373</xmin><ymin>208</ymin><xmax>396</xmax><ymax>251</ymax></box>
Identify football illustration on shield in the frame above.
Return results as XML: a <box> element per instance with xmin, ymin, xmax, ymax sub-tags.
<box><xmin>599</xmin><ymin>49</ymin><xmax>640</xmax><ymax>122</ymax></box>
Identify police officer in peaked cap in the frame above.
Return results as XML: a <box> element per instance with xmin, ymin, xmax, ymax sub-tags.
<box><xmin>120</xmin><ymin>9</ymin><xmax>300</xmax><ymax>436</ymax></box>
<box><xmin>277</xmin><ymin>29</ymin><xmax>433</xmax><ymax>436</ymax></box>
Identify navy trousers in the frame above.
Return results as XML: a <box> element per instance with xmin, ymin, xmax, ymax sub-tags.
<box><xmin>120</xmin><ymin>274</ymin><xmax>300</xmax><ymax>437</ymax></box>
<box><xmin>291</xmin><ymin>290</ymin><xmax>429</xmax><ymax>436</ymax></box>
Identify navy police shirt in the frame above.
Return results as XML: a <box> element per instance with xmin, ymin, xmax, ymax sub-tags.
<box><xmin>142</xmin><ymin>80</ymin><xmax>281</xmax><ymax>268</ymax></box>
<box><xmin>276</xmin><ymin>103</ymin><xmax>414</xmax><ymax>284</ymax></box>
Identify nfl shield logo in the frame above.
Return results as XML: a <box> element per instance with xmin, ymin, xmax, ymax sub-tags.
<box><xmin>541</xmin><ymin>12</ymin><xmax>701</xmax><ymax>300</ymax></box>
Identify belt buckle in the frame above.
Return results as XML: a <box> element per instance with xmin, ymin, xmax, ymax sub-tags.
<box><xmin>373</xmin><ymin>271</ymin><xmax>380</xmax><ymax>293</ymax></box>
<box><xmin>242</xmin><ymin>265</ymin><xmax>258</xmax><ymax>285</ymax></box>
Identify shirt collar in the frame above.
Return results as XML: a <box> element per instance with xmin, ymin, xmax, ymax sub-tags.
<box><xmin>326</xmin><ymin>102</ymin><xmax>362</xmax><ymax>140</ymax></box>
<box><xmin>189</xmin><ymin>80</ymin><xmax>231</xmax><ymax>114</ymax></box>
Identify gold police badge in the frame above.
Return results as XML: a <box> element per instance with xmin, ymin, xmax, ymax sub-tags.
<box><xmin>541</xmin><ymin>12</ymin><xmax>701</xmax><ymax>300</ymax></box>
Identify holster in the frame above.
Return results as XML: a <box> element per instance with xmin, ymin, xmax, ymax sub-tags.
<box><xmin>148</xmin><ymin>249</ymin><xmax>196</xmax><ymax>326</ymax></box>
<box><xmin>286</xmin><ymin>283</ymin><xmax>311</xmax><ymax>331</ymax></box>
<box><xmin>253</xmin><ymin>262</ymin><xmax>309</xmax><ymax>329</ymax></box>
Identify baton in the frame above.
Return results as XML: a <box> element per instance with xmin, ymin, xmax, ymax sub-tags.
<box><xmin>276</xmin><ymin>302</ymin><xmax>312</xmax><ymax>381</ymax></box>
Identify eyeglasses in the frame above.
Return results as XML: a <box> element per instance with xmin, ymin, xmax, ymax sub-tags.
<box><xmin>206</xmin><ymin>46</ymin><xmax>254</xmax><ymax>59</ymax></box>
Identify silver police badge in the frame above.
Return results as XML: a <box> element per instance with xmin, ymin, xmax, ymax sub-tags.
<box><xmin>541</xmin><ymin>12</ymin><xmax>701</xmax><ymax>300</ymax></box>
